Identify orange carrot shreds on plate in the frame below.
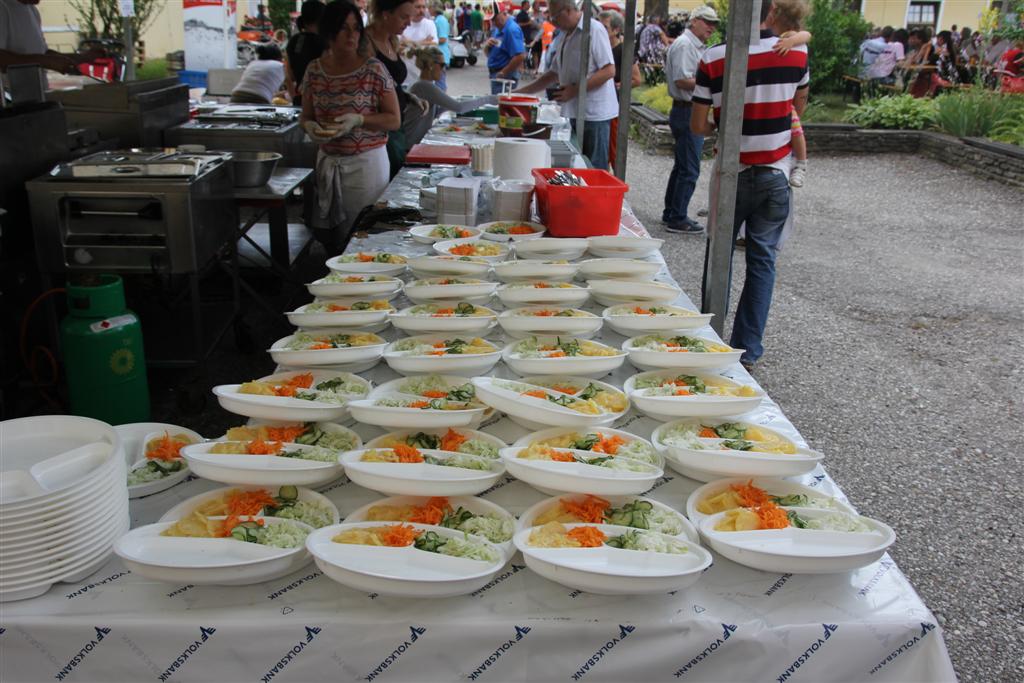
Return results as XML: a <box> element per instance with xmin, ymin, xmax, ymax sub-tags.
<box><xmin>357</xmin><ymin>252</ymin><xmax>376</xmax><ymax>262</ymax></box>
<box><xmin>407</xmin><ymin>400</ymin><xmax>431</xmax><ymax>409</ymax></box>
<box><xmin>264</xmin><ymin>425</ymin><xmax>308</xmax><ymax>442</ymax></box>
<box><xmin>730</xmin><ymin>480</ymin><xmax>770</xmax><ymax>508</ymax></box>
<box><xmin>226</xmin><ymin>489</ymin><xmax>279</xmax><ymax>516</ymax></box>
<box><xmin>409</xmin><ymin>497</ymin><xmax>452</xmax><ymax>525</ymax></box>
<box><xmin>393</xmin><ymin>443</ymin><xmax>424</xmax><ymax>463</ymax></box>
<box><xmin>381</xmin><ymin>523</ymin><xmax>423</xmax><ymax>546</ymax></box>
<box><xmin>219</xmin><ymin>515</ymin><xmax>264</xmax><ymax>537</ymax></box>
<box><xmin>432</xmin><ymin>308</ymin><xmax>455</xmax><ymax>316</ymax></box>
<box><xmin>633</xmin><ymin>306</ymin><xmax>652</xmax><ymax>315</ymax></box>
<box><xmin>508</xmin><ymin>225</ymin><xmax>534</xmax><ymax>234</ymax></box>
<box><xmin>448</xmin><ymin>244</ymin><xmax>476</xmax><ymax>256</ymax></box>
<box><xmin>327</xmin><ymin>304</ymin><xmax>351</xmax><ymax>312</ymax></box>
<box><xmin>344</xmin><ymin>276</ymin><xmax>364</xmax><ymax>282</ymax></box>
<box><xmin>533</xmin><ymin>282</ymin><xmax>552</xmax><ymax>288</ymax></box>
<box><xmin>698</xmin><ymin>427</ymin><xmax>718</xmax><ymax>438</ymax></box>
<box><xmin>273</xmin><ymin>373</ymin><xmax>316</xmax><ymax>395</ymax></box>
<box><xmin>547</xmin><ymin>449</ymin><xmax>576</xmax><ymax>462</ymax></box>
<box><xmin>246</xmin><ymin>439</ymin><xmax>283</xmax><ymax>455</ymax></box>
<box><xmin>533</xmin><ymin>309</ymin><xmax>558</xmax><ymax>316</ymax></box>
<box><xmin>567</xmin><ymin>526</ymin><xmax>607</xmax><ymax>547</ymax></box>
<box><xmin>146</xmin><ymin>432</ymin><xmax>186</xmax><ymax>461</ymax></box>
<box><xmin>421</xmin><ymin>390</ymin><xmax>449</xmax><ymax>399</ymax></box>
<box><xmin>287</xmin><ymin>373</ymin><xmax>315</xmax><ymax>389</ymax></box>
<box><xmin>591</xmin><ymin>434</ymin><xmax>626</xmax><ymax>455</ymax></box>
<box><xmin>674</xmin><ymin>389</ymin><xmax>692</xmax><ymax>396</ymax></box>
<box><xmin>550</xmin><ymin>385</ymin><xmax>578</xmax><ymax>394</ymax></box>
<box><xmin>522</xmin><ymin>389</ymin><xmax>548</xmax><ymax>399</ymax></box>
<box><xmin>561</xmin><ymin>495</ymin><xmax>611</xmax><ymax>523</ymax></box>
<box><xmin>754</xmin><ymin>502</ymin><xmax>791</xmax><ymax>530</ymax></box>
<box><xmin>440</xmin><ymin>428</ymin><xmax>467</xmax><ymax>453</ymax></box>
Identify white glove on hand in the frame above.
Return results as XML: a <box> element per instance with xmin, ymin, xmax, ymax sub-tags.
<box><xmin>302</xmin><ymin>120</ymin><xmax>337</xmax><ymax>144</ymax></box>
<box><xmin>333</xmin><ymin>113</ymin><xmax>364</xmax><ymax>136</ymax></box>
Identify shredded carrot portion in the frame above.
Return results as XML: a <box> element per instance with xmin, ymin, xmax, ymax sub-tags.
<box><xmin>393</xmin><ymin>443</ymin><xmax>424</xmax><ymax>463</ymax></box>
<box><xmin>409</xmin><ymin>497</ymin><xmax>451</xmax><ymax>525</ymax></box>
<box><xmin>449</xmin><ymin>244</ymin><xmax>477</xmax><ymax>256</ymax></box>
<box><xmin>219</xmin><ymin>515</ymin><xmax>264</xmax><ymax>537</ymax></box>
<box><xmin>308</xmin><ymin>343</ymin><xmax>332</xmax><ymax>350</ymax></box>
<box><xmin>534</xmin><ymin>282</ymin><xmax>552</xmax><ymax>288</ymax></box>
<box><xmin>633</xmin><ymin>306</ymin><xmax>652</xmax><ymax>315</ymax></box>
<box><xmin>406</xmin><ymin>400</ymin><xmax>431</xmax><ymax>409</ymax></box>
<box><xmin>567</xmin><ymin>526</ymin><xmax>607</xmax><ymax>547</ymax></box>
<box><xmin>432</xmin><ymin>308</ymin><xmax>455</xmax><ymax>316</ymax></box>
<box><xmin>560</xmin><ymin>495</ymin><xmax>610</xmax><ymax>523</ymax></box>
<box><xmin>380</xmin><ymin>524</ymin><xmax>423</xmax><ymax>546</ymax></box>
<box><xmin>669</xmin><ymin>348</ymin><xmax>690</xmax><ymax>353</ymax></box>
<box><xmin>428</xmin><ymin>350</ymin><xmax>446</xmax><ymax>356</ymax></box>
<box><xmin>281</xmin><ymin>373</ymin><xmax>314</xmax><ymax>390</ymax></box>
<box><xmin>357</xmin><ymin>253</ymin><xmax>375</xmax><ymax>262</ymax></box>
<box><xmin>508</xmin><ymin>225</ymin><xmax>534</xmax><ymax>235</ymax></box>
<box><xmin>532</xmin><ymin>309</ymin><xmax>557</xmax><ymax>316</ymax></box>
<box><xmin>522</xmin><ymin>389</ymin><xmax>548</xmax><ymax>399</ymax></box>
<box><xmin>344</xmin><ymin>276</ymin><xmax>364</xmax><ymax>282</ymax></box>
<box><xmin>730</xmin><ymin>480</ymin><xmax>770</xmax><ymax>508</ymax></box>
<box><xmin>246</xmin><ymin>439</ymin><xmax>283</xmax><ymax>455</ymax></box>
<box><xmin>264</xmin><ymin>425</ymin><xmax>308</xmax><ymax>442</ymax></box>
<box><xmin>698</xmin><ymin>427</ymin><xmax>718</xmax><ymax>438</ymax></box>
<box><xmin>547</xmin><ymin>449</ymin><xmax>576</xmax><ymax>462</ymax></box>
<box><xmin>547</xmin><ymin>351</ymin><xmax>566</xmax><ymax>358</ymax></box>
<box><xmin>754</xmin><ymin>502</ymin><xmax>791</xmax><ymax>529</ymax></box>
<box><xmin>327</xmin><ymin>304</ymin><xmax>351</xmax><ymax>312</ymax></box>
<box><xmin>440</xmin><ymin>429</ymin><xmax>467</xmax><ymax>453</ymax></box>
<box><xmin>550</xmin><ymin>385</ymin><xmax>578</xmax><ymax>394</ymax></box>
<box><xmin>421</xmin><ymin>390</ymin><xmax>449</xmax><ymax>399</ymax></box>
<box><xmin>456</xmin><ymin>229</ymin><xmax>473</xmax><ymax>238</ymax></box>
<box><xmin>146</xmin><ymin>431</ymin><xmax>185</xmax><ymax>461</ymax></box>
<box><xmin>674</xmin><ymin>389</ymin><xmax>692</xmax><ymax>396</ymax></box>
<box><xmin>591</xmin><ymin>434</ymin><xmax>625</xmax><ymax>455</ymax></box>
<box><xmin>226</xmin><ymin>490</ymin><xmax>279</xmax><ymax>516</ymax></box>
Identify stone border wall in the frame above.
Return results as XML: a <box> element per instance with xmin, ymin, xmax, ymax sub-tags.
<box><xmin>628</xmin><ymin>105</ymin><xmax>1024</xmax><ymax>189</ymax></box>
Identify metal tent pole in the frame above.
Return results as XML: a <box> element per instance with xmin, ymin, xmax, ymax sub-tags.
<box><xmin>574</xmin><ymin>0</ymin><xmax>592</xmax><ymax>162</ymax></box>
<box><xmin>613</xmin><ymin>0</ymin><xmax>637</xmax><ymax>180</ymax></box>
<box><xmin>703</xmin><ymin>0</ymin><xmax>760</xmax><ymax>335</ymax></box>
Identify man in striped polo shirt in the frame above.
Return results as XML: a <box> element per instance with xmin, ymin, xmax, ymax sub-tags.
<box><xmin>690</xmin><ymin>0</ymin><xmax>809</xmax><ymax>371</ymax></box>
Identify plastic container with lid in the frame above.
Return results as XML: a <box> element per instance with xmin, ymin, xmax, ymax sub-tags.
<box><xmin>531</xmin><ymin>168</ymin><xmax>629</xmax><ymax>237</ymax></box>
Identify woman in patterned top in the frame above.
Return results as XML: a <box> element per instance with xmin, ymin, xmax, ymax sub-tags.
<box><xmin>301</xmin><ymin>0</ymin><xmax>401</xmax><ymax>243</ymax></box>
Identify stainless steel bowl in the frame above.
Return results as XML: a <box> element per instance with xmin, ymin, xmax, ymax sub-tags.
<box><xmin>228</xmin><ymin>151</ymin><xmax>282</xmax><ymax>187</ymax></box>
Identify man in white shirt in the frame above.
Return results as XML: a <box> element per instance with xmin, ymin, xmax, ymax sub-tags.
<box><xmin>402</xmin><ymin>0</ymin><xmax>438</xmax><ymax>84</ymax></box>
<box><xmin>514</xmin><ymin>0</ymin><xmax>617</xmax><ymax>169</ymax></box>
<box><xmin>661</xmin><ymin>4</ymin><xmax>717</xmax><ymax>233</ymax></box>
<box><xmin>0</xmin><ymin>0</ymin><xmax>100</xmax><ymax>76</ymax></box>
<box><xmin>859</xmin><ymin>27</ymin><xmax>890</xmax><ymax>75</ymax></box>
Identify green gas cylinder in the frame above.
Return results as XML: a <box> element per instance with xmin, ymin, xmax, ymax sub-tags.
<box><xmin>60</xmin><ymin>274</ymin><xmax>150</xmax><ymax>424</ymax></box>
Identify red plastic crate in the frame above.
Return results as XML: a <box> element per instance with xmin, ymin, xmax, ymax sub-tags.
<box><xmin>531</xmin><ymin>168</ymin><xmax>629</xmax><ymax>237</ymax></box>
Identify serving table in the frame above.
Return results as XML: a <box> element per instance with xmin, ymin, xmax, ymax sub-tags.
<box><xmin>0</xmin><ymin>178</ymin><xmax>956</xmax><ymax>683</ymax></box>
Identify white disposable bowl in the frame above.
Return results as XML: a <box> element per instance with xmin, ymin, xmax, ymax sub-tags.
<box><xmin>513</xmin><ymin>238</ymin><xmax>589</xmax><ymax>261</ymax></box>
<box><xmin>496</xmin><ymin>283</ymin><xmax>591</xmax><ymax>307</ymax></box>
<box><xmin>492</xmin><ymin>260</ymin><xmax>579</xmax><ymax>283</ymax></box>
<box><xmin>268</xmin><ymin>331</ymin><xmax>386</xmax><ymax>368</ymax></box>
<box><xmin>407</xmin><ymin>255</ymin><xmax>491</xmax><ymax>279</ymax></box>
<box><xmin>622</xmin><ymin>335</ymin><xmax>744</xmax><ymax>371</ymax></box>
<box><xmin>433</xmin><ymin>238</ymin><xmax>510</xmax><ymax>262</ymax></box>
<box><xmin>472</xmin><ymin>377</ymin><xmax>627</xmax><ymax>430</ymax></box>
<box><xmin>516</xmin><ymin>494</ymin><xmax>699</xmax><ymax>542</ymax></box>
<box><xmin>340</xmin><ymin>449</ymin><xmax>505</xmax><ymax>497</ymax></box>
<box><xmin>306</xmin><ymin>276</ymin><xmax>402</xmax><ymax>300</ymax></box>
<box><xmin>500</xmin><ymin>447</ymin><xmax>662</xmax><ymax>496</ymax></box>
<box><xmin>623</xmin><ymin>370</ymin><xmax>764</xmax><ymax>420</ymax></box>
<box><xmin>586</xmin><ymin>236</ymin><xmax>664</xmax><ymax>259</ymax></box>
<box><xmin>498</xmin><ymin>308</ymin><xmax>603</xmax><ymax>339</ymax></box>
<box><xmin>285</xmin><ymin>300</ymin><xmax>393</xmax><ymax>329</ymax></box>
<box><xmin>588</xmin><ymin>279</ymin><xmax>682</xmax><ymax>307</ymax></box>
<box><xmin>502</xmin><ymin>337</ymin><xmax>626</xmax><ymax>378</ymax></box>
<box><xmin>325</xmin><ymin>254</ymin><xmax>407</xmax><ymax>277</ymax></box>
<box><xmin>390</xmin><ymin>305</ymin><xmax>498</xmax><ymax>334</ymax></box>
<box><xmin>478</xmin><ymin>220</ymin><xmax>546</xmax><ymax>242</ymax></box>
<box><xmin>603</xmin><ymin>304</ymin><xmax>714</xmax><ymax>334</ymax></box>
<box><xmin>181</xmin><ymin>443</ymin><xmax>343</xmax><ymax>487</ymax></box>
<box><xmin>577</xmin><ymin>258</ymin><xmax>661</xmax><ymax>281</ymax></box>
<box><xmin>409</xmin><ymin>224</ymin><xmax>481</xmax><ymax>244</ymax></box>
<box><xmin>346</xmin><ymin>397</ymin><xmax>487</xmax><ymax>429</ymax></box>
<box><xmin>402</xmin><ymin>279</ymin><xmax>498</xmax><ymax>305</ymax></box>
<box><xmin>383</xmin><ymin>335</ymin><xmax>502</xmax><ymax>376</ymax></box>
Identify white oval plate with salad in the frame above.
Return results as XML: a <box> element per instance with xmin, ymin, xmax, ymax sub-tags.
<box><xmin>496</xmin><ymin>282</ymin><xmax>590</xmax><ymax>308</ymax></box>
<box><xmin>433</xmin><ymin>238</ymin><xmax>510</xmax><ymax>262</ymax></box>
<box><xmin>686</xmin><ymin>477</ymin><xmax>856</xmax><ymax>528</ymax></box>
<box><xmin>390</xmin><ymin>303</ymin><xmax>498</xmax><ymax>334</ymax></box>
<box><xmin>603</xmin><ymin>304</ymin><xmax>713</xmax><ymax>335</ymax></box>
<box><xmin>517</xmin><ymin>494</ymin><xmax>698</xmax><ymax>543</ymax></box>
<box><xmin>306</xmin><ymin>274</ymin><xmax>402</xmax><ymax>300</ymax></box>
<box><xmin>383</xmin><ymin>335</ymin><xmax>502</xmax><ymax>376</ymax></box>
<box><xmin>115</xmin><ymin>516</ymin><xmax>313</xmax><ymax>585</ymax></box>
<box><xmin>498</xmin><ymin>307</ymin><xmax>602</xmax><ymax>339</ymax></box>
<box><xmin>408</xmin><ymin>255</ymin><xmax>491</xmax><ymax>279</ymax></box>
<box><xmin>118</xmin><ymin>424</ymin><xmax>203</xmax><ymax>499</ymax></box>
<box><xmin>653</xmin><ymin>418</ymin><xmax>823</xmax><ymax>481</ymax></box>
<box><xmin>513</xmin><ymin>237</ymin><xmax>589</xmax><ymax>261</ymax></box>
<box><xmin>492</xmin><ymin>260</ymin><xmax>579</xmax><ymax>283</ymax></box>
<box><xmin>368</xmin><ymin>375</ymin><xmax>495</xmax><ymax>423</ymax></box>
<box><xmin>588</xmin><ymin>279</ymin><xmax>681</xmax><ymax>307</ymax></box>
<box><xmin>181</xmin><ymin>441</ymin><xmax>344</xmax><ymax>487</ymax></box>
<box><xmin>502</xmin><ymin>336</ymin><xmax>626</xmax><ymax>377</ymax></box>
<box><xmin>213</xmin><ymin>370</ymin><xmax>370</xmax><ymax>422</ymax></box>
<box><xmin>576</xmin><ymin>258</ymin><xmax>661</xmax><ymax>281</ymax></box>
<box><xmin>345</xmin><ymin>495</ymin><xmax>515</xmax><ymax>559</ymax></box>
<box><xmin>268</xmin><ymin>330</ymin><xmax>387</xmax><ymax>368</ymax></box>
<box><xmin>347</xmin><ymin>395</ymin><xmax>487</xmax><ymax>429</ymax></box>
<box><xmin>511</xmin><ymin>425</ymin><xmax>661</xmax><ymax>469</ymax></box>
<box><xmin>306</xmin><ymin>521</ymin><xmax>506</xmax><ymax>597</ymax></box>
<box><xmin>624</xmin><ymin>370</ymin><xmax>763</xmax><ymax>420</ymax></box>
<box><xmin>402</xmin><ymin>278</ymin><xmax>498</xmax><ymax>305</ymax></box>
<box><xmin>623</xmin><ymin>334</ymin><xmax>744</xmax><ymax>371</ymax></box>
<box><xmin>409</xmin><ymin>223</ymin><xmax>480</xmax><ymax>244</ymax></box>
<box><xmin>586</xmin><ymin>236</ymin><xmax>664</xmax><ymax>259</ymax></box>
<box><xmin>285</xmin><ymin>299</ymin><xmax>394</xmax><ymax>329</ymax></box>
<box><xmin>325</xmin><ymin>252</ymin><xmax>408</xmax><ymax>277</ymax></box>
<box><xmin>478</xmin><ymin>220</ymin><xmax>546</xmax><ymax>242</ymax></box>
<box><xmin>698</xmin><ymin>506</ymin><xmax>895</xmax><ymax>574</ymax></box>
<box><xmin>341</xmin><ymin>448</ymin><xmax>505</xmax><ymax>497</ymax></box>
<box><xmin>217</xmin><ymin>420</ymin><xmax>362</xmax><ymax>453</ymax></box>
<box><xmin>514</xmin><ymin>522</ymin><xmax>711</xmax><ymax>595</ymax></box>
<box><xmin>472</xmin><ymin>377</ymin><xmax>627</xmax><ymax>430</ymax></box>
<box><xmin>364</xmin><ymin>427</ymin><xmax>505</xmax><ymax>459</ymax></box>
<box><xmin>499</xmin><ymin>446</ymin><xmax>663</xmax><ymax>496</ymax></box>
<box><xmin>159</xmin><ymin>485</ymin><xmax>340</xmax><ymax>528</ymax></box>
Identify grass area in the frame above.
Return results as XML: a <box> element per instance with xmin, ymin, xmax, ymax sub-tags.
<box><xmin>801</xmin><ymin>93</ymin><xmax>849</xmax><ymax>123</ymax></box>
<box><xmin>136</xmin><ymin>58</ymin><xmax>169</xmax><ymax>81</ymax></box>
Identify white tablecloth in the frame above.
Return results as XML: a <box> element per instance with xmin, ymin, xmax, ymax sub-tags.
<box><xmin>0</xmin><ymin>202</ymin><xmax>956</xmax><ymax>682</ymax></box>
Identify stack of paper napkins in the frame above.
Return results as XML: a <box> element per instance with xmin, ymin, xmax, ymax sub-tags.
<box><xmin>436</xmin><ymin>176</ymin><xmax>482</xmax><ymax>225</ymax></box>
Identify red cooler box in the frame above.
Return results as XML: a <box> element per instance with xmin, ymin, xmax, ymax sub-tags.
<box><xmin>531</xmin><ymin>168</ymin><xmax>629</xmax><ymax>237</ymax></box>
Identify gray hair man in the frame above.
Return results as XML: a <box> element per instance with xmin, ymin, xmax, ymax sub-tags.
<box><xmin>515</xmin><ymin>0</ymin><xmax>617</xmax><ymax>169</ymax></box>
<box><xmin>661</xmin><ymin>3</ymin><xmax>718</xmax><ymax>233</ymax></box>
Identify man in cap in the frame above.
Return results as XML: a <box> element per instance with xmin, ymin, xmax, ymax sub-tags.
<box><xmin>661</xmin><ymin>4</ymin><xmax>718</xmax><ymax>233</ymax></box>
<box><xmin>485</xmin><ymin>2</ymin><xmax>526</xmax><ymax>93</ymax></box>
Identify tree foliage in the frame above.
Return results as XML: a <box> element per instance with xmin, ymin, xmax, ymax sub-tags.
<box><xmin>804</xmin><ymin>0</ymin><xmax>871</xmax><ymax>94</ymax></box>
<box><xmin>68</xmin><ymin>0</ymin><xmax>161</xmax><ymax>41</ymax></box>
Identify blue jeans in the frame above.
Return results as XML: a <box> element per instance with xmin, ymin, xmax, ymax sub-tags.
<box><xmin>573</xmin><ymin>118</ymin><xmax>611</xmax><ymax>170</ymax></box>
<box><xmin>701</xmin><ymin>167</ymin><xmax>790</xmax><ymax>364</ymax></box>
<box><xmin>663</xmin><ymin>101</ymin><xmax>703</xmax><ymax>224</ymax></box>
<box><xmin>489</xmin><ymin>70</ymin><xmax>519</xmax><ymax>93</ymax></box>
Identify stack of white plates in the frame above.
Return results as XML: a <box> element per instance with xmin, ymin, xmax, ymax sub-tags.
<box><xmin>1</xmin><ymin>416</ymin><xmax>130</xmax><ymax>602</ymax></box>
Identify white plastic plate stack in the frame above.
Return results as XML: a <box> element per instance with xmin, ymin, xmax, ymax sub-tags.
<box><xmin>0</xmin><ymin>416</ymin><xmax>130</xmax><ymax>602</ymax></box>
